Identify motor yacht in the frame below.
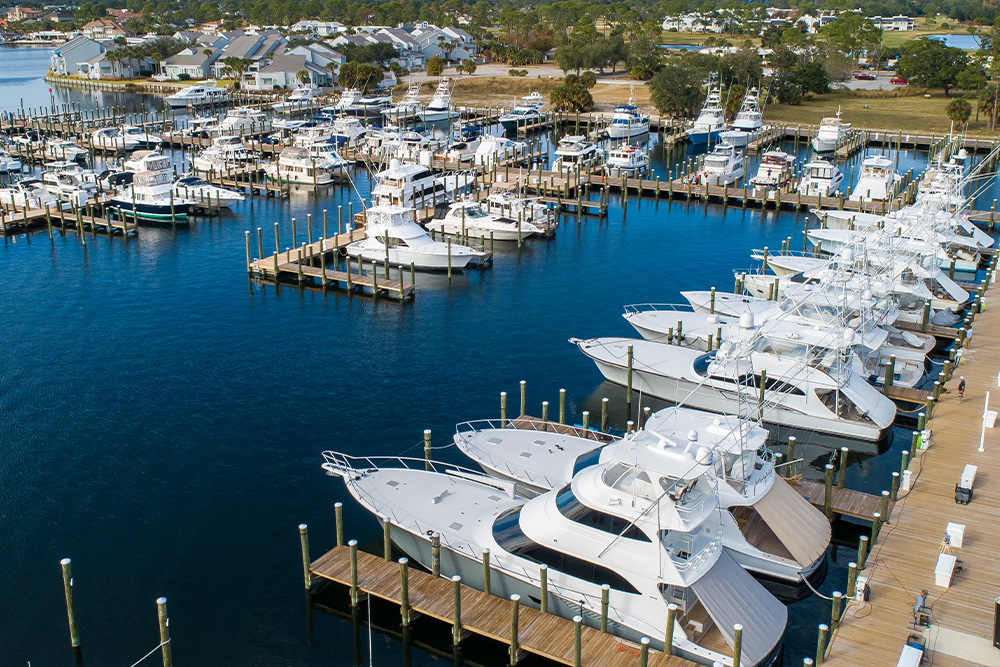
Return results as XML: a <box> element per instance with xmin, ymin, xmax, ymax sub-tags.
<box><xmin>849</xmin><ymin>156</ymin><xmax>898</xmax><ymax>203</ymax></box>
<box><xmin>444</xmin><ymin>125</ymin><xmax>482</xmax><ymax>162</ymax></box>
<box><xmin>43</xmin><ymin>138</ymin><xmax>88</xmax><ymax>162</ymax></box>
<box><xmin>604</xmin><ymin>143</ymin><xmax>649</xmax><ymax>177</ymax></box>
<box><xmin>109</xmin><ymin>169</ymin><xmax>192</xmax><ymax>222</ymax></box>
<box><xmin>750</xmin><ymin>151</ymin><xmax>794</xmax><ymax>190</ymax></box>
<box><xmin>425</xmin><ymin>199</ymin><xmax>545</xmax><ymax>242</ymax></box>
<box><xmin>165</xmin><ymin>80</ymin><xmax>230</xmax><ymax>108</ymax></box>
<box><xmin>552</xmin><ymin>135</ymin><xmax>602</xmax><ymax>175</ymax></box>
<box><xmin>796</xmin><ymin>158</ymin><xmax>843</xmax><ymax>197</ymax></box>
<box><xmin>394</xmin><ymin>129</ymin><xmax>447</xmax><ymax>164</ymax></box>
<box><xmin>345</xmin><ymin>205</ymin><xmax>485</xmax><ymax>270</ymax></box>
<box><xmin>40</xmin><ymin>161</ymin><xmax>97</xmax><ymax>203</ymax></box>
<box><xmin>699</xmin><ymin>143</ymin><xmax>744</xmax><ymax>186</ymax></box>
<box><xmin>811</xmin><ymin>109</ymin><xmax>849</xmax><ymax>153</ymax></box>
<box><xmin>263</xmin><ymin>146</ymin><xmax>344</xmax><ymax>185</ymax></box>
<box><xmin>219</xmin><ymin>107</ymin><xmax>269</xmax><ymax>135</ymax></box>
<box><xmin>191</xmin><ymin>136</ymin><xmax>255</xmax><ymax>173</ymax></box>
<box><xmin>91</xmin><ymin>127</ymin><xmax>140</xmax><ymax>152</ymax></box>
<box><xmin>329</xmin><ymin>116</ymin><xmax>367</xmax><ymax>148</ymax></box>
<box><xmin>719</xmin><ymin>87</ymin><xmax>763</xmax><ymax>148</ymax></box>
<box><xmin>420</xmin><ymin>78</ymin><xmax>460</xmax><ymax>123</ymax></box>
<box><xmin>0</xmin><ymin>148</ymin><xmax>22</xmax><ymax>173</ymax></box>
<box><xmin>122</xmin><ymin>149</ymin><xmax>172</xmax><ymax>174</ymax></box>
<box><xmin>498</xmin><ymin>92</ymin><xmax>544</xmax><ymax>132</ymax></box>
<box><xmin>178</xmin><ymin>116</ymin><xmax>221</xmax><ymax>138</ymax></box>
<box><xmin>606</xmin><ymin>93</ymin><xmax>649</xmax><ymax>139</ymax></box>
<box><xmin>686</xmin><ymin>74</ymin><xmax>725</xmax><ymax>145</ymax></box>
<box><xmin>484</xmin><ymin>191</ymin><xmax>551</xmax><ymax>228</ymax></box>
<box><xmin>272</xmin><ymin>83</ymin><xmax>323</xmax><ymax>112</ymax></box>
<box><xmin>474</xmin><ymin>135</ymin><xmax>526</xmax><ymax>167</ymax></box>
<box><xmin>120</xmin><ymin>125</ymin><xmax>163</xmax><ymax>150</ymax></box>
<box><xmin>173</xmin><ymin>175</ymin><xmax>244</xmax><ymax>208</ymax></box>
<box><xmin>0</xmin><ymin>177</ymin><xmax>60</xmax><ymax>208</ymax></box>
<box><xmin>370</xmin><ymin>158</ymin><xmax>471</xmax><ymax>209</ymax></box>
<box><xmin>328</xmin><ymin>88</ymin><xmax>393</xmax><ymax>118</ymax></box>
<box><xmin>382</xmin><ymin>84</ymin><xmax>422</xmax><ymax>123</ymax></box>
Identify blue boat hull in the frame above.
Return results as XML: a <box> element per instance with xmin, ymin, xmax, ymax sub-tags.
<box><xmin>686</xmin><ymin>129</ymin><xmax>721</xmax><ymax>145</ymax></box>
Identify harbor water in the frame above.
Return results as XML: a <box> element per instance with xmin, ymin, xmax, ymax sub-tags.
<box><xmin>1</xmin><ymin>46</ymin><xmax>994</xmax><ymax>666</ymax></box>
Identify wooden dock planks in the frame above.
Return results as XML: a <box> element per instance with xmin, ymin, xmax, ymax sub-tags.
<box><xmin>791</xmin><ymin>480</ymin><xmax>891</xmax><ymax>522</ymax></box>
<box><xmin>310</xmin><ymin>546</ymin><xmax>694</xmax><ymax>667</ymax></box>
<box><xmin>821</xmin><ymin>276</ymin><xmax>1000</xmax><ymax>667</ymax></box>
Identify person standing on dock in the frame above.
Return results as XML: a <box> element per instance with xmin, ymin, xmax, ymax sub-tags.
<box><xmin>958</xmin><ymin>377</ymin><xmax>966</xmax><ymax>403</ymax></box>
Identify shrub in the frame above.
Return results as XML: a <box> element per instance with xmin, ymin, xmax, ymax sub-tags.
<box><xmin>177</xmin><ymin>73</ymin><xmax>191</xmax><ymax>81</ymax></box>
<box><xmin>508</xmin><ymin>69</ymin><xmax>528</xmax><ymax>77</ymax></box>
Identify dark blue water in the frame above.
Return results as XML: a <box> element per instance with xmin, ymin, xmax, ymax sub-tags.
<box><xmin>0</xmin><ymin>46</ymin><xmax>988</xmax><ymax>667</ymax></box>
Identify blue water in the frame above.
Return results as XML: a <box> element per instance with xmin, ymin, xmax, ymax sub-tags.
<box><xmin>0</xmin><ymin>46</ymin><xmax>987</xmax><ymax>666</ymax></box>
<box><xmin>924</xmin><ymin>33</ymin><xmax>982</xmax><ymax>50</ymax></box>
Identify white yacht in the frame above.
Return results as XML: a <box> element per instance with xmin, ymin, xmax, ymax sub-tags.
<box><xmin>322</xmin><ymin>446</ymin><xmax>787</xmax><ymax>666</ymax></box>
<box><xmin>425</xmin><ymin>199</ymin><xmax>545</xmax><ymax>242</ymax></box>
<box><xmin>272</xmin><ymin>83</ymin><xmax>323</xmax><ymax>112</ymax></box>
<box><xmin>382</xmin><ymin>83</ymin><xmax>423</xmax><ymax>123</ymax></box>
<box><xmin>750</xmin><ymin>151</ymin><xmax>794</xmax><ymax>189</ymax></box>
<box><xmin>91</xmin><ymin>127</ymin><xmax>140</xmax><ymax>152</ymax></box>
<box><xmin>444</xmin><ymin>126</ymin><xmax>481</xmax><ymax>162</ymax></box>
<box><xmin>292</xmin><ymin>125</ymin><xmax>337</xmax><ymax>149</ymax></box>
<box><xmin>796</xmin><ymin>158</ymin><xmax>843</xmax><ymax>197</ymax></box>
<box><xmin>498</xmin><ymin>92</ymin><xmax>544</xmax><ymax>132</ymax></box>
<box><xmin>40</xmin><ymin>161</ymin><xmax>97</xmax><ymax>203</ymax></box>
<box><xmin>604</xmin><ymin>143</ymin><xmax>649</xmax><ymax>177</ymax></box>
<box><xmin>699</xmin><ymin>143</ymin><xmax>744</xmax><ymax>186</ymax></box>
<box><xmin>178</xmin><ymin>116</ymin><xmax>221</xmax><ymax>138</ymax></box>
<box><xmin>686</xmin><ymin>74</ymin><xmax>725</xmax><ymax>145</ymax></box>
<box><xmin>165</xmin><ymin>80</ymin><xmax>230</xmax><ymax>108</ymax></box>
<box><xmin>263</xmin><ymin>146</ymin><xmax>344</xmax><ymax>185</ymax></box>
<box><xmin>345</xmin><ymin>205</ymin><xmax>485</xmax><ymax>270</ymax></box>
<box><xmin>606</xmin><ymin>93</ymin><xmax>649</xmax><ymax>139</ymax></box>
<box><xmin>191</xmin><ymin>136</ymin><xmax>255</xmax><ymax>173</ymax></box>
<box><xmin>420</xmin><ymin>77</ymin><xmax>460</xmax><ymax>122</ymax></box>
<box><xmin>329</xmin><ymin>116</ymin><xmax>367</xmax><ymax>148</ymax></box>
<box><xmin>109</xmin><ymin>169</ymin><xmax>193</xmax><ymax>222</ymax></box>
<box><xmin>370</xmin><ymin>159</ymin><xmax>471</xmax><ymax>209</ymax></box>
<box><xmin>552</xmin><ymin>135</ymin><xmax>602</xmax><ymax>175</ymax></box>
<box><xmin>474</xmin><ymin>135</ymin><xmax>526</xmax><ymax>167</ymax></box>
<box><xmin>0</xmin><ymin>177</ymin><xmax>60</xmax><ymax>209</ymax></box>
<box><xmin>219</xmin><ymin>107</ymin><xmax>269</xmax><ymax>135</ymax></box>
<box><xmin>915</xmin><ymin>151</ymin><xmax>968</xmax><ymax>210</ymax></box>
<box><xmin>0</xmin><ymin>149</ymin><xmax>23</xmax><ymax>173</ymax></box>
<box><xmin>849</xmin><ymin>156</ymin><xmax>898</xmax><ymax>202</ymax></box>
<box><xmin>173</xmin><ymin>175</ymin><xmax>244</xmax><ymax>208</ymax></box>
<box><xmin>43</xmin><ymin>138</ymin><xmax>88</xmax><ymax>162</ymax></box>
<box><xmin>120</xmin><ymin>125</ymin><xmax>163</xmax><ymax>149</ymax></box>
<box><xmin>328</xmin><ymin>88</ymin><xmax>393</xmax><ymax>118</ymax></box>
<box><xmin>394</xmin><ymin>129</ymin><xmax>447</xmax><ymax>164</ymax></box>
<box><xmin>719</xmin><ymin>87</ymin><xmax>763</xmax><ymax>147</ymax></box>
<box><xmin>575</xmin><ymin>333</ymin><xmax>897</xmax><ymax>442</ymax></box>
<box><xmin>484</xmin><ymin>191</ymin><xmax>550</xmax><ymax>227</ymax></box>
<box><xmin>811</xmin><ymin>109</ymin><xmax>850</xmax><ymax>153</ymax></box>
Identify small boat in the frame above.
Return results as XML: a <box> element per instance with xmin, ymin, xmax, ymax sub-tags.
<box><xmin>604</xmin><ymin>143</ymin><xmax>649</xmax><ymax>177</ymax></box>
<box><xmin>474</xmin><ymin>135</ymin><xmax>526</xmax><ymax>167</ymax></box>
<box><xmin>382</xmin><ymin>84</ymin><xmax>422</xmax><ymax>123</ymax></box>
<box><xmin>191</xmin><ymin>136</ymin><xmax>256</xmax><ymax>173</ymax></box>
<box><xmin>0</xmin><ymin>177</ymin><xmax>60</xmax><ymax>208</ymax></box>
<box><xmin>444</xmin><ymin>125</ymin><xmax>482</xmax><ymax>162</ymax></box>
<box><xmin>91</xmin><ymin>128</ymin><xmax>140</xmax><ymax>152</ymax></box>
<box><xmin>699</xmin><ymin>142</ymin><xmax>744</xmax><ymax>186</ymax></box>
<box><xmin>40</xmin><ymin>161</ymin><xmax>97</xmax><ymax>203</ymax></box>
<box><xmin>719</xmin><ymin>87</ymin><xmax>763</xmax><ymax>147</ymax></box>
<box><xmin>686</xmin><ymin>73</ymin><xmax>725</xmax><ymax>145</ymax></box>
<box><xmin>328</xmin><ymin>88</ymin><xmax>393</xmax><ymax>118</ymax></box>
<box><xmin>750</xmin><ymin>151</ymin><xmax>795</xmax><ymax>189</ymax></box>
<box><xmin>173</xmin><ymin>175</ymin><xmax>244</xmax><ymax>208</ymax></box>
<box><xmin>165</xmin><ymin>80</ymin><xmax>230</xmax><ymax>108</ymax></box>
<box><xmin>849</xmin><ymin>156</ymin><xmax>898</xmax><ymax>202</ymax></box>
<box><xmin>345</xmin><ymin>205</ymin><xmax>485</xmax><ymax>270</ymax></box>
<box><xmin>109</xmin><ymin>169</ymin><xmax>192</xmax><ymax>222</ymax></box>
<box><xmin>811</xmin><ymin>108</ymin><xmax>850</xmax><ymax>153</ymax></box>
<box><xmin>219</xmin><ymin>107</ymin><xmax>269</xmax><ymax>135</ymax></box>
<box><xmin>606</xmin><ymin>92</ymin><xmax>649</xmax><ymax>139</ymax></box>
<box><xmin>43</xmin><ymin>138</ymin><xmax>88</xmax><ymax>162</ymax></box>
<box><xmin>394</xmin><ymin>129</ymin><xmax>446</xmax><ymax>164</ymax></box>
<box><xmin>263</xmin><ymin>146</ymin><xmax>344</xmax><ymax>185</ymax></box>
<box><xmin>0</xmin><ymin>148</ymin><xmax>22</xmax><ymax>173</ymax></box>
<box><xmin>484</xmin><ymin>191</ymin><xmax>551</xmax><ymax>227</ymax></box>
<box><xmin>498</xmin><ymin>92</ymin><xmax>544</xmax><ymax>132</ymax></box>
<box><xmin>272</xmin><ymin>83</ymin><xmax>324</xmax><ymax>112</ymax></box>
<box><xmin>120</xmin><ymin>125</ymin><xmax>163</xmax><ymax>150</ymax></box>
<box><xmin>425</xmin><ymin>199</ymin><xmax>545</xmax><ymax>242</ymax></box>
<box><xmin>796</xmin><ymin>158</ymin><xmax>843</xmax><ymax>197</ymax></box>
<box><xmin>552</xmin><ymin>135</ymin><xmax>602</xmax><ymax>175</ymax></box>
<box><xmin>419</xmin><ymin>77</ymin><xmax>460</xmax><ymax>122</ymax></box>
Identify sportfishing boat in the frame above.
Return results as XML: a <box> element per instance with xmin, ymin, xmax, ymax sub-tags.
<box><xmin>303</xmin><ymin>142</ymin><xmax>349</xmax><ymax>169</ymax></box>
<box><xmin>811</xmin><ymin>109</ymin><xmax>850</xmax><ymax>153</ymax></box>
<box><xmin>292</xmin><ymin>124</ymin><xmax>337</xmax><ymax>148</ymax></box>
<box><xmin>686</xmin><ymin>74</ymin><xmax>725</xmax><ymax>145</ymax></box>
<box><xmin>444</xmin><ymin>125</ymin><xmax>482</xmax><ymax>162</ymax></box>
<box><xmin>0</xmin><ymin>177</ymin><xmax>60</xmax><ymax>208</ymax></box>
<box><xmin>699</xmin><ymin>143</ymin><xmax>744</xmax><ymax>186</ymax></box>
<box><xmin>0</xmin><ymin>148</ymin><xmax>23</xmax><ymax>173</ymax></box>
<box><xmin>604</xmin><ymin>143</ymin><xmax>649</xmax><ymax>177</ymax></box>
<box><xmin>329</xmin><ymin>116</ymin><xmax>367</xmax><ymax>148</ymax></box>
<box><xmin>606</xmin><ymin>93</ymin><xmax>649</xmax><ymax>139</ymax></box>
<box><xmin>474</xmin><ymin>135</ymin><xmax>526</xmax><ymax>167</ymax></box>
<box><xmin>484</xmin><ymin>191</ymin><xmax>551</xmax><ymax>227</ymax></box>
<box><xmin>420</xmin><ymin>77</ymin><xmax>460</xmax><ymax>122</ymax></box>
<box><xmin>177</xmin><ymin>116</ymin><xmax>221</xmax><ymax>138</ymax></box>
<box><xmin>552</xmin><ymin>135</ymin><xmax>602</xmax><ymax>175</ymax></box>
<box><xmin>120</xmin><ymin>125</ymin><xmax>163</xmax><ymax>150</ymax></box>
<box><xmin>322</xmin><ymin>445</ymin><xmax>787</xmax><ymax>666</ymax></box>
<box><xmin>394</xmin><ymin>129</ymin><xmax>447</xmax><ymax>164</ymax></box>
<box><xmin>328</xmin><ymin>88</ymin><xmax>392</xmax><ymax>118</ymax></box>
<box><xmin>219</xmin><ymin>107</ymin><xmax>269</xmax><ymax>135</ymax></box>
<box><xmin>915</xmin><ymin>150</ymin><xmax>968</xmax><ymax>210</ymax></box>
<box><xmin>173</xmin><ymin>175</ymin><xmax>244</xmax><ymax>208</ymax></box>
<box><xmin>272</xmin><ymin>83</ymin><xmax>323</xmax><ymax>112</ymax></box>
<box><xmin>40</xmin><ymin>161</ymin><xmax>98</xmax><ymax>202</ymax></box>
<box><xmin>498</xmin><ymin>92</ymin><xmax>544</xmax><ymax>132</ymax></box>
<box><xmin>191</xmin><ymin>136</ymin><xmax>256</xmax><ymax>173</ymax></box>
<box><xmin>796</xmin><ymin>158</ymin><xmax>843</xmax><ymax>197</ymax></box>
<box><xmin>370</xmin><ymin>158</ymin><xmax>471</xmax><ymax>209</ymax></box>
<box><xmin>165</xmin><ymin>80</ymin><xmax>230</xmax><ymax>108</ymax></box>
<box><xmin>719</xmin><ymin>87</ymin><xmax>763</xmax><ymax>148</ymax></box>
<box><xmin>262</xmin><ymin>146</ymin><xmax>344</xmax><ymax>185</ymax></box>
<box><xmin>382</xmin><ymin>83</ymin><xmax>422</xmax><ymax>123</ymax></box>
<box><xmin>345</xmin><ymin>205</ymin><xmax>485</xmax><ymax>270</ymax></box>
<box><xmin>849</xmin><ymin>156</ymin><xmax>898</xmax><ymax>202</ymax></box>
<box><xmin>453</xmin><ymin>408</ymin><xmax>830</xmax><ymax>600</ymax></box>
<box><xmin>425</xmin><ymin>199</ymin><xmax>546</xmax><ymax>242</ymax></box>
<box><xmin>750</xmin><ymin>151</ymin><xmax>795</xmax><ymax>190</ymax></box>
<box><xmin>575</xmin><ymin>331</ymin><xmax>897</xmax><ymax>441</ymax></box>
<box><xmin>91</xmin><ymin>127</ymin><xmax>140</xmax><ymax>152</ymax></box>
<box><xmin>109</xmin><ymin>169</ymin><xmax>193</xmax><ymax>222</ymax></box>
<box><xmin>43</xmin><ymin>138</ymin><xmax>88</xmax><ymax>162</ymax></box>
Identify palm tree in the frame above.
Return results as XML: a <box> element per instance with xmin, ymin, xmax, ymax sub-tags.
<box><xmin>296</xmin><ymin>68</ymin><xmax>311</xmax><ymax>85</ymax></box>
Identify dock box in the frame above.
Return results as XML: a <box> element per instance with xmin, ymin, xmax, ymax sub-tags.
<box><xmin>935</xmin><ymin>552</ymin><xmax>957</xmax><ymax>587</ymax></box>
<box><xmin>946</xmin><ymin>522</ymin><xmax>965</xmax><ymax>549</ymax></box>
<box><xmin>956</xmin><ymin>464</ymin><xmax>977</xmax><ymax>504</ymax></box>
<box><xmin>896</xmin><ymin>643</ymin><xmax>923</xmax><ymax>667</ymax></box>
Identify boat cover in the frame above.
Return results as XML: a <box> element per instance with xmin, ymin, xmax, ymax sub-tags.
<box><xmin>752</xmin><ymin>476</ymin><xmax>830</xmax><ymax>567</ymax></box>
<box><xmin>691</xmin><ymin>549</ymin><xmax>787</xmax><ymax>667</ymax></box>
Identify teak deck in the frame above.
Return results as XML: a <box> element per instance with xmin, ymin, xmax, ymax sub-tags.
<box><xmin>791</xmin><ymin>480</ymin><xmax>891</xmax><ymax>522</ymax></box>
<box><xmin>822</xmin><ymin>279</ymin><xmax>1000</xmax><ymax>667</ymax></box>
<box><xmin>310</xmin><ymin>547</ymin><xmax>694</xmax><ymax>667</ymax></box>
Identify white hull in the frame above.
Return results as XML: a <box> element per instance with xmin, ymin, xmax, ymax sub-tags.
<box><xmin>345</xmin><ymin>241</ymin><xmax>477</xmax><ymax>270</ymax></box>
<box><xmin>607</xmin><ymin>123</ymin><xmax>650</xmax><ymax>139</ymax></box>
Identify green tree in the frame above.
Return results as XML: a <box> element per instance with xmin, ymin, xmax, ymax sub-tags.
<box><xmin>550</xmin><ymin>78</ymin><xmax>593</xmax><ymax>111</ymax></box>
<box><xmin>335</xmin><ymin>62</ymin><xmax>383</xmax><ymax>92</ymax></box>
<box><xmin>296</xmin><ymin>68</ymin><xmax>310</xmax><ymax>85</ymax></box>
<box><xmin>426</xmin><ymin>55</ymin><xmax>444</xmax><ymax>76</ymax></box>
<box><xmin>647</xmin><ymin>62</ymin><xmax>705</xmax><ymax>117</ymax></box>
<box><xmin>222</xmin><ymin>56</ymin><xmax>252</xmax><ymax>81</ymax></box>
<box><xmin>946</xmin><ymin>97</ymin><xmax>972</xmax><ymax>126</ymax></box>
<box><xmin>579</xmin><ymin>71</ymin><xmax>597</xmax><ymax>89</ymax></box>
<box><xmin>462</xmin><ymin>59</ymin><xmax>477</xmax><ymax>75</ymax></box>
<box><xmin>820</xmin><ymin>13</ymin><xmax>882</xmax><ymax>63</ymax></box>
<box><xmin>957</xmin><ymin>62</ymin><xmax>988</xmax><ymax>92</ymax></box>
<box><xmin>978</xmin><ymin>84</ymin><xmax>1000</xmax><ymax>129</ymax></box>
<box><xmin>897</xmin><ymin>38</ymin><xmax>968</xmax><ymax>96</ymax></box>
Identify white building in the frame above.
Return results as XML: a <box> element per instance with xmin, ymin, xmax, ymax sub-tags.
<box><xmin>288</xmin><ymin>20</ymin><xmax>346</xmax><ymax>37</ymax></box>
<box><xmin>50</xmin><ymin>35</ymin><xmax>104</xmax><ymax>75</ymax></box>
<box><xmin>870</xmin><ymin>15</ymin><xmax>915</xmax><ymax>31</ymax></box>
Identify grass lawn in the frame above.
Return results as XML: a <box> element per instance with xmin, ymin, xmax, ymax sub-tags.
<box><xmin>882</xmin><ymin>25</ymin><xmax>973</xmax><ymax>49</ymax></box>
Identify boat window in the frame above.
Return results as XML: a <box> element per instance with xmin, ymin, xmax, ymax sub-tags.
<box><xmin>555</xmin><ymin>485</ymin><xmax>651</xmax><ymax>542</ymax></box>
<box><xmin>572</xmin><ymin>447</ymin><xmax>603</xmax><ymax>475</ymax></box>
<box><xmin>692</xmin><ymin>352</ymin><xmax>716</xmax><ymax>377</ymax></box>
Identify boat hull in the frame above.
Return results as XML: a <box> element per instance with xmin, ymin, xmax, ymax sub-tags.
<box><xmin>607</xmin><ymin>123</ymin><xmax>650</xmax><ymax>140</ymax></box>
<box><xmin>109</xmin><ymin>199</ymin><xmax>191</xmax><ymax>222</ymax></box>
<box><xmin>686</xmin><ymin>129</ymin><xmax>721</xmax><ymax>145</ymax></box>
<box><xmin>345</xmin><ymin>242</ymin><xmax>478</xmax><ymax>270</ymax></box>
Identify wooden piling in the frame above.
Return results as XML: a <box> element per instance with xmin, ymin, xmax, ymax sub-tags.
<box><xmin>431</xmin><ymin>533</ymin><xmax>441</xmax><ymax>577</ymax></box>
<box><xmin>60</xmin><ymin>558</ymin><xmax>80</xmax><ymax>648</ymax></box>
<box><xmin>509</xmin><ymin>594</ymin><xmax>521</xmax><ymax>664</ymax></box>
<box><xmin>157</xmin><ymin>597</ymin><xmax>173</xmax><ymax>667</ymax></box>
<box><xmin>732</xmin><ymin>624</ymin><xmax>743</xmax><ymax>667</ymax></box>
<box><xmin>482</xmin><ymin>549</ymin><xmax>491</xmax><ymax>595</ymax></box>
<box><xmin>299</xmin><ymin>524</ymin><xmax>311</xmax><ymax>589</ymax></box>
<box><xmin>559</xmin><ymin>388</ymin><xmax>566</xmax><ymax>424</ymax></box>
<box><xmin>539</xmin><ymin>564</ymin><xmax>548</xmax><ymax>614</ymax></box>
<box><xmin>335</xmin><ymin>502</ymin><xmax>343</xmax><ymax>547</ymax></box>
<box><xmin>452</xmin><ymin>575</ymin><xmax>463</xmax><ymax>645</ymax></box>
<box><xmin>824</xmin><ymin>464</ymin><xmax>834</xmax><ymax>521</ymax></box>
<box><xmin>665</xmin><ymin>602</ymin><xmax>677</xmax><ymax>655</ymax></box>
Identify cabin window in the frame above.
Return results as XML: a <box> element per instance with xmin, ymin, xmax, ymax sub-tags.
<box><xmin>555</xmin><ymin>485</ymin><xmax>651</xmax><ymax>542</ymax></box>
<box><xmin>572</xmin><ymin>447</ymin><xmax>603</xmax><ymax>476</ymax></box>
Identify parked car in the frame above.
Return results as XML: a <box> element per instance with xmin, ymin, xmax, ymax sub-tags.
<box><xmin>890</xmin><ymin>77</ymin><xmax>909</xmax><ymax>85</ymax></box>
<box><xmin>854</xmin><ymin>73</ymin><xmax>876</xmax><ymax>81</ymax></box>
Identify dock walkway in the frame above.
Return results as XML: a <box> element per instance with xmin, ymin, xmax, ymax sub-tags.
<box><xmin>821</xmin><ymin>271</ymin><xmax>1000</xmax><ymax>667</ymax></box>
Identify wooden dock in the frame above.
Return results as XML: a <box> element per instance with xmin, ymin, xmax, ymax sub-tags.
<box><xmin>310</xmin><ymin>546</ymin><xmax>694</xmax><ymax>667</ymax></box>
<box><xmin>819</xmin><ymin>266</ymin><xmax>999</xmax><ymax>667</ymax></box>
<box><xmin>791</xmin><ymin>479</ymin><xmax>891</xmax><ymax>522</ymax></box>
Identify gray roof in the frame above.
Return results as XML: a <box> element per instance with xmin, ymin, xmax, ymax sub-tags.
<box><xmin>57</xmin><ymin>35</ymin><xmax>99</xmax><ymax>54</ymax></box>
<box><xmin>163</xmin><ymin>49</ymin><xmax>215</xmax><ymax>66</ymax></box>
<box><xmin>218</xmin><ymin>35</ymin><xmax>261</xmax><ymax>59</ymax></box>
<box><xmin>258</xmin><ymin>54</ymin><xmax>326</xmax><ymax>75</ymax></box>
<box><xmin>378</xmin><ymin>27</ymin><xmax>421</xmax><ymax>49</ymax></box>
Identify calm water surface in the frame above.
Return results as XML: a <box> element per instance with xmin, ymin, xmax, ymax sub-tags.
<box><xmin>0</xmin><ymin>46</ymin><xmax>991</xmax><ymax>666</ymax></box>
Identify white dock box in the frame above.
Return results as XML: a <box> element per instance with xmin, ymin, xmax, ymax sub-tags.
<box><xmin>961</xmin><ymin>465</ymin><xmax>977</xmax><ymax>489</ymax></box>
<box><xmin>946</xmin><ymin>522</ymin><xmax>965</xmax><ymax>549</ymax></box>
<box><xmin>935</xmin><ymin>553</ymin><xmax>957</xmax><ymax>587</ymax></box>
<box><xmin>896</xmin><ymin>644</ymin><xmax>922</xmax><ymax>667</ymax></box>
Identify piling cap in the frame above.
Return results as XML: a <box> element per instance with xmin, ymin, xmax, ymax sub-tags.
<box><xmin>960</xmin><ymin>376</ymin><xmax>964</xmax><ymax>379</ymax></box>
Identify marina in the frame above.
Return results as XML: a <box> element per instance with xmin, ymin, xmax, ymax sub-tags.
<box><xmin>5</xmin><ymin>42</ymin><xmax>1000</xmax><ymax>667</ymax></box>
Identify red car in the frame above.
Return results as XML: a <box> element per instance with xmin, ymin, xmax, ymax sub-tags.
<box><xmin>854</xmin><ymin>73</ymin><xmax>876</xmax><ymax>80</ymax></box>
<box><xmin>890</xmin><ymin>77</ymin><xmax>909</xmax><ymax>84</ymax></box>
